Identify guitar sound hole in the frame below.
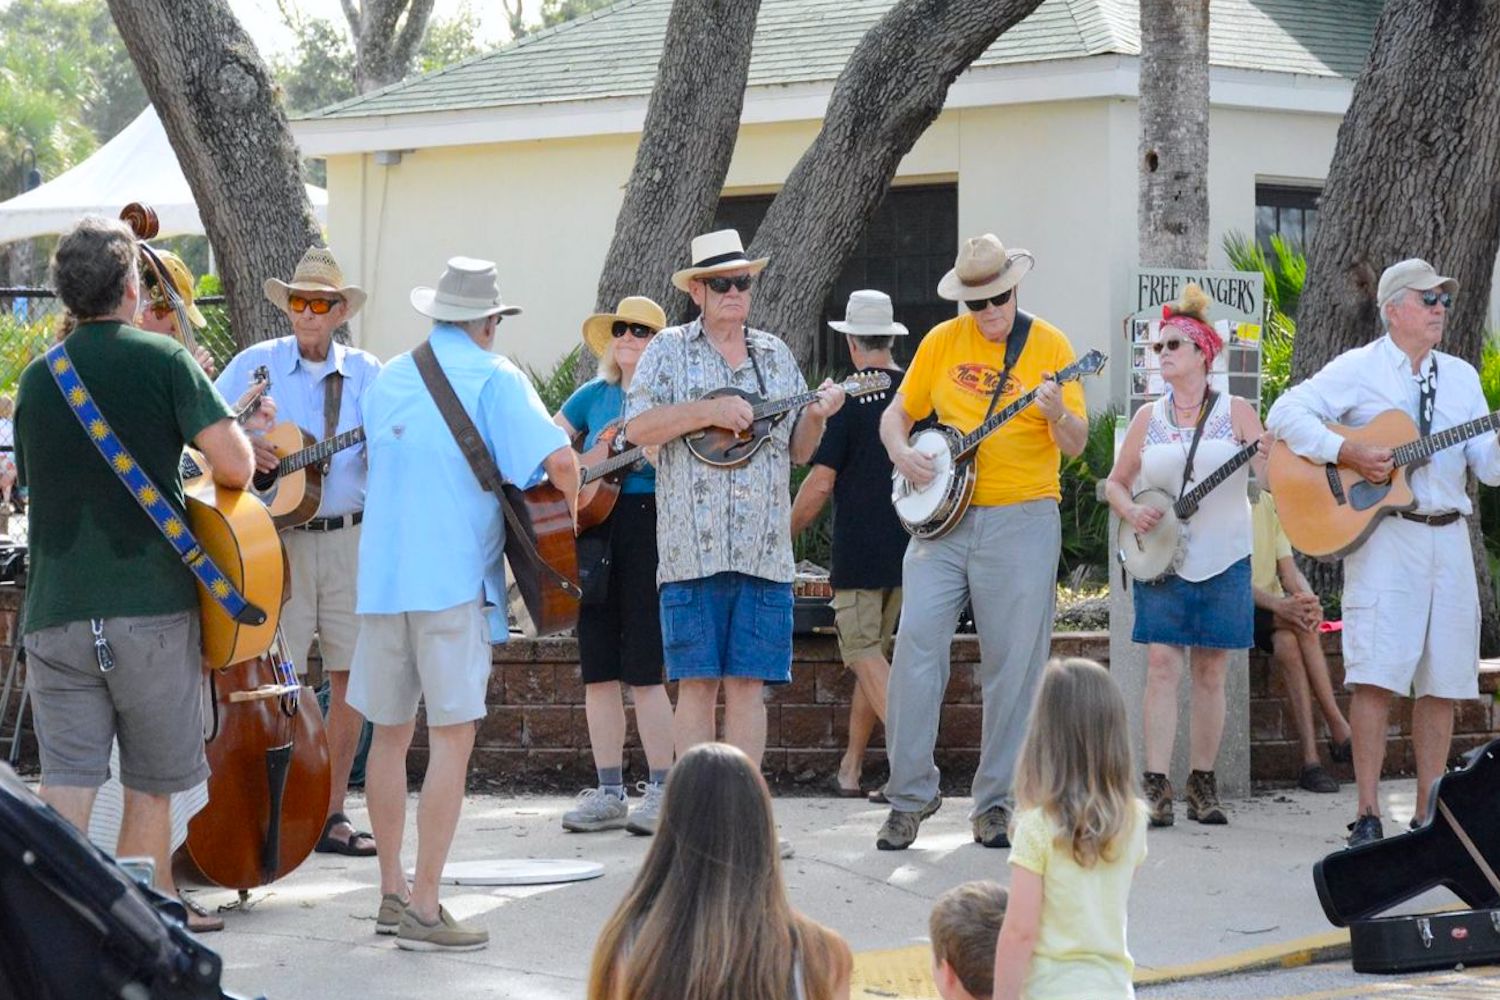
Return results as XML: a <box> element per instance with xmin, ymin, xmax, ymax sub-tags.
<box><xmin>1347</xmin><ymin>478</ymin><xmax>1392</xmax><ymax>512</ymax></box>
<box><xmin>252</xmin><ymin>469</ymin><xmax>277</xmax><ymax>493</ymax></box>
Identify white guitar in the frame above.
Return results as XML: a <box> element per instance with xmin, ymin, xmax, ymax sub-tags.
<box><xmin>892</xmin><ymin>350</ymin><xmax>1107</xmax><ymax>539</ymax></box>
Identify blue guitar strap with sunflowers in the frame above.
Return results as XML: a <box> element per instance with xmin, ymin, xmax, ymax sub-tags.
<box><xmin>44</xmin><ymin>341</ymin><xmax>261</xmax><ymax>624</ymax></box>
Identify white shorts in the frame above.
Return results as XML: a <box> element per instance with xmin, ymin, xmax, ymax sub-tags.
<box><xmin>347</xmin><ymin>598</ymin><xmax>492</xmax><ymax>726</ymax></box>
<box><xmin>1342</xmin><ymin>516</ymin><xmax>1479</xmax><ymax>699</ymax></box>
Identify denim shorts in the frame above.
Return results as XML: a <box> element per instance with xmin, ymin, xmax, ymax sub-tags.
<box><xmin>1132</xmin><ymin>556</ymin><xmax>1253</xmax><ymax>649</ymax></box>
<box><xmin>658</xmin><ymin>572</ymin><xmax>793</xmax><ymax>684</ymax></box>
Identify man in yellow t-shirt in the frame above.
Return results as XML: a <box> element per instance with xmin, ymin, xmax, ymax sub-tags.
<box><xmin>875</xmin><ymin>234</ymin><xmax>1086</xmax><ymax>851</ymax></box>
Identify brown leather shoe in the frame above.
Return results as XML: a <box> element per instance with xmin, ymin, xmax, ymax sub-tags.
<box><xmin>1143</xmin><ymin>771</ymin><xmax>1174</xmax><ymax>828</ymax></box>
<box><xmin>1185</xmin><ymin>769</ymin><xmax>1228</xmax><ymax>825</ymax></box>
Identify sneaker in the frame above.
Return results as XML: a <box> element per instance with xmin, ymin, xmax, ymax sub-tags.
<box><xmin>395</xmin><ymin>905</ymin><xmax>488</xmax><ymax>952</ymax></box>
<box><xmin>1143</xmin><ymin>771</ymin><xmax>1174</xmax><ymax>828</ymax></box>
<box><xmin>562</xmin><ymin>787</ymin><xmax>628</xmax><ymax>832</ymax></box>
<box><xmin>625</xmin><ymin>781</ymin><xmax>663</xmax><ymax>836</ymax></box>
<box><xmin>375</xmin><ymin>893</ymin><xmax>407</xmax><ymax>936</ymax></box>
<box><xmin>875</xmin><ymin>795</ymin><xmax>941</xmax><ymax>851</ymax></box>
<box><xmin>1184</xmin><ymin>769</ymin><xmax>1228</xmax><ymax>825</ymax></box>
<box><xmin>1297</xmin><ymin>763</ymin><xmax>1340</xmax><ymax>794</ymax></box>
<box><xmin>1346</xmin><ymin>813</ymin><xmax>1383</xmax><ymax>848</ymax></box>
<box><xmin>972</xmin><ymin>805</ymin><xmax>1012</xmax><ymax>849</ymax></box>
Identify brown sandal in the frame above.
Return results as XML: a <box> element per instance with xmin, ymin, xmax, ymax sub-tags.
<box><xmin>180</xmin><ymin>894</ymin><xmax>224</xmax><ymax>934</ymax></box>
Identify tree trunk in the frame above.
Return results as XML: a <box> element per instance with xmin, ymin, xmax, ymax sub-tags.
<box><xmin>745</xmin><ymin>0</ymin><xmax>1045</xmax><ymax>365</ymax></box>
<box><xmin>340</xmin><ymin>0</ymin><xmax>436</xmax><ymax>93</ymax></box>
<box><xmin>1137</xmin><ymin>0</ymin><xmax>1210</xmax><ymax>269</ymax></box>
<box><xmin>592</xmin><ymin>0</ymin><xmax>762</xmax><ymax>338</ymax></box>
<box><xmin>1291</xmin><ymin>0</ymin><xmax>1500</xmax><ymax>651</ymax></box>
<box><xmin>108</xmin><ymin>0</ymin><xmax>323</xmax><ymax>350</ymax></box>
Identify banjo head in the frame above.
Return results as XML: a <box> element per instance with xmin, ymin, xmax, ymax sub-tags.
<box><xmin>892</xmin><ymin>427</ymin><xmax>958</xmax><ymax>523</ymax></box>
<box><xmin>1117</xmin><ymin>488</ymin><xmax>1184</xmax><ymax>582</ymax></box>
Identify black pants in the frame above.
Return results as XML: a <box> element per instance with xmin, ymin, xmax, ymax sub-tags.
<box><xmin>577</xmin><ymin>495</ymin><xmax>666</xmax><ymax>686</ymax></box>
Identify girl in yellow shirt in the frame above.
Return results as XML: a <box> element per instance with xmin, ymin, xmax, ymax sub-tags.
<box><xmin>993</xmin><ymin>659</ymin><xmax>1148</xmax><ymax>1000</ymax></box>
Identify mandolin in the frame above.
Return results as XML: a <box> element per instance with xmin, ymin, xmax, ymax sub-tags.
<box><xmin>686</xmin><ymin>371</ymin><xmax>893</xmax><ymax>468</ymax></box>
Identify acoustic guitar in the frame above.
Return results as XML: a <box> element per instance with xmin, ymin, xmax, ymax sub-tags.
<box><xmin>252</xmin><ymin>423</ymin><xmax>367</xmax><ymax>530</ymax></box>
<box><xmin>893</xmin><ymin>350</ymin><xmax>1107</xmax><ymax>539</ymax></box>
<box><xmin>575</xmin><ymin>420</ymin><xmax>646</xmax><ymax>533</ymax></box>
<box><xmin>1267</xmin><ymin>407</ymin><xmax>1500</xmax><ymax>559</ymax></box>
<box><xmin>505</xmin><ymin>479</ymin><xmax>580</xmax><ymax>636</ymax></box>
<box><xmin>686</xmin><ymin>372</ymin><xmax>892</xmax><ymax>467</ymax></box>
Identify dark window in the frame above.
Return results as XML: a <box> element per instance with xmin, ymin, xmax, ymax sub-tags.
<box><xmin>1255</xmin><ymin>184</ymin><xmax>1321</xmax><ymax>252</ymax></box>
<box><xmin>713</xmin><ymin>183</ymin><xmax>958</xmax><ymax>373</ymax></box>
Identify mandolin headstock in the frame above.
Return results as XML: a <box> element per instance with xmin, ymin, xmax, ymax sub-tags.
<box><xmin>841</xmin><ymin>370</ymin><xmax>894</xmax><ymax>402</ymax></box>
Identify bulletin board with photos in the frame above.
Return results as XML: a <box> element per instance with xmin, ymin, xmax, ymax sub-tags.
<box><xmin>1124</xmin><ymin>268</ymin><xmax>1267</xmax><ymax>418</ymax></box>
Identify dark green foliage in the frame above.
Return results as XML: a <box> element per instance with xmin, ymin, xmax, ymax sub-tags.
<box><xmin>522</xmin><ymin>346</ymin><xmax>586</xmax><ymax>414</ymax></box>
<box><xmin>1057</xmin><ymin>408</ymin><xmax>1117</xmax><ymax>584</ymax></box>
<box><xmin>1223</xmin><ymin>231</ymin><xmax>1304</xmax><ymax>418</ymax></box>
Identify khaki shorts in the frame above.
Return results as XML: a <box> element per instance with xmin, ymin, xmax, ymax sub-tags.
<box><xmin>281</xmin><ymin>523</ymin><xmax>361</xmax><ymax>673</ymax></box>
<box><xmin>347</xmin><ymin>598</ymin><xmax>492</xmax><ymax>727</ymax></box>
<box><xmin>831</xmin><ymin>588</ymin><xmax>901</xmax><ymax>666</ymax></box>
<box><xmin>24</xmin><ymin>611</ymin><xmax>209</xmax><ymax>795</ymax></box>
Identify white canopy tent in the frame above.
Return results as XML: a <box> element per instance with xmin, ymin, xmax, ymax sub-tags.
<box><xmin>0</xmin><ymin>106</ymin><xmax>328</xmax><ymax>244</ymax></box>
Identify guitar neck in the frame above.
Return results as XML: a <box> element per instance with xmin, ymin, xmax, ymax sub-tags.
<box><xmin>956</xmin><ymin>385</ymin><xmax>1046</xmax><ymax>456</ymax></box>
<box><xmin>279</xmin><ymin>426</ymin><xmax>367</xmax><ymax>475</ymax></box>
<box><xmin>1394</xmin><ymin>411</ymin><xmax>1500</xmax><ymax>467</ymax></box>
<box><xmin>1174</xmin><ymin>439</ymin><xmax>1260</xmax><ymax>517</ymax></box>
<box><xmin>582</xmin><ymin>445</ymin><xmax>645</xmax><ymax>484</ymax></box>
<box><xmin>750</xmin><ymin>389</ymin><xmax>824</xmax><ymax>421</ymax></box>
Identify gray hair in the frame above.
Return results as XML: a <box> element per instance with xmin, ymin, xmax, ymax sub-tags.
<box><xmin>1379</xmin><ymin>288</ymin><xmax>1409</xmax><ymax>332</ymax></box>
<box><xmin>849</xmin><ymin>334</ymin><xmax>895</xmax><ymax>353</ymax></box>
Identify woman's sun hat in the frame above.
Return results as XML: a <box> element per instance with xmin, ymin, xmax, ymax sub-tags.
<box><xmin>582</xmin><ymin>296</ymin><xmax>668</xmax><ymax>356</ymax></box>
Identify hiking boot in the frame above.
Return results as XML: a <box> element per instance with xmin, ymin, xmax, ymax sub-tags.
<box><xmin>1143</xmin><ymin>771</ymin><xmax>1174</xmax><ymax>828</ymax></box>
<box><xmin>375</xmin><ymin>893</ymin><xmax>407</xmax><ymax>936</ymax></box>
<box><xmin>875</xmin><ymin>795</ymin><xmax>941</xmax><ymax>851</ymax></box>
<box><xmin>1297</xmin><ymin>763</ymin><xmax>1339</xmax><ymax>794</ymax></box>
<box><xmin>972</xmin><ymin>805</ymin><xmax>1012</xmax><ymax>849</ymax></box>
<box><xmin>625</xmin><ymin>781</ymin><xmax>663</xmax><ymax>836</ymax></box>
<box><xmin>1346</xmin><ymin>813</ymin><xmax>1383</xmax><ymax>848</ymax></box>
<box><xmin>562</xmin><ymin>787</ymin><xmax>628</xmax><ymax>832</ymax></box>
<box><xmin>395</xmin><ymin>905</ymin><xmax>488</xmax><ymax>952</ymax></box>
<box><xmin>1184</xmin><ymin>769</ymin><xmax>1227</xmax><ymax>825</ymax></box>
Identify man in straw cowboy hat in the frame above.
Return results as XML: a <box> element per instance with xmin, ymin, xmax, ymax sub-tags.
<box><xmin>349</xmin><ymin>256</ymin><xmax>577</xmax><ymax>951</ymax></box>
<box><xmin>625</xmin><ymin>230</ymin><xmax>845</xmax><ymax>791</ymax></box>
<box><xmin>876</xmin><ymin>234</ymin><xmax>1087</xmax><ymax>851</ymax></box>
<box><xmin>791</xmin><ymin>289</ymin><xmax>910</xmax><ymax>801</ymax></box>
<box><xmin>216</xmin><ymin>245</ymin><xmax>383</xmax><ymax>861</ymax></box>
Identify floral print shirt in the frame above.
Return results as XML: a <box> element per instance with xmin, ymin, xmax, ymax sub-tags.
<box><xmin>626</xmin><ymin>318</ymin><xmax>807</xmax><ymax>586</ymax></box>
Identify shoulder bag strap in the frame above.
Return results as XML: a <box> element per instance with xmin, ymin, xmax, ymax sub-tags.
<box><xmin>43</xmin><ymin>342</ymin><xmax>265</xmax><ymax>625</ymax></box>
<box><xmin>411</xmin><ymin>340</ymin><xmax>577</xmax><ymax>595</ymax></box>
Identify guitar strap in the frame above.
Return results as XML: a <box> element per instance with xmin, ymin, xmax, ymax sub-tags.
<box><xmin>43</xmin><ymin>341</ymin><xmax>263</xmax><ymax>625</ymax></box>
<box><xmin>321</xmin><ymin>368</ymin><xmax>343</xmax><ymax>477</ymax></box>
<box><xmin>411</xmin><ymin>340</ymin><xmax>581</xmax><ymax>600</ymax></box>
<box><xmin>1437</xmin><ymin>798</ymin><xmax>1500</xmax><ymax>897</ymax></box>
<box><xmin>1416</xmin><ymin>355</ymin><xmax>1437</xmax><ymax>436</ymax></box>
<box><xmin>1177</xmin><ymin>390</ymin><xmax>1219</xmax><ymax>503</ymax></box>
<box><xmin>982</xmin><ymin>312</ymin><xmax>1033</xmax><ymax>423</ymax></box>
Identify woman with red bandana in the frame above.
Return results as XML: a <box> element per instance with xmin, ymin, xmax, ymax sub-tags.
<box><xmin>1103</xmin><ymin>284</ymin><xmax>1266</xmax><ymax>829</ymax></box>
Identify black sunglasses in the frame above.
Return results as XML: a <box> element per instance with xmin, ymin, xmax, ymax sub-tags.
<box><xmin>1419</xmin><ymin>290</ymin><xmax>1453</xmax><ymax>308</ymax></box>
<box><xmin>703</xmin><ymin>274</ymin><xmax>754</xmax><ymax>294</ymax></box>
<box><xmin>1151</xmin><ymin>337</ymin><xmax>1194</xmax><ymax>355</ymax></box>
<box><xmin>611</xmin><ymin>320</ymin><xmax>656</xmax><ymax>340</ymax></box>
<box><xmin>964</xmin><ymin>289</ymin><xmax>1013</xmax><ymax>312</ymax></box>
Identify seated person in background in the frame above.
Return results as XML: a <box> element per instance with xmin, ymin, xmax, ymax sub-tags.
<box><xmin>930</xmin><ymin>881</ymin><xmax>1009</xmax><ymax>1000</ymax></box>
<box><xmin>1251</xmin><ymin>490</ymin><xmax>1352</xmax><ymax>793</ymax></box>
<box><xmin>587</xmin><ymin>742</ymin><xmax>853</xmax><ymax>1000</ymax></box>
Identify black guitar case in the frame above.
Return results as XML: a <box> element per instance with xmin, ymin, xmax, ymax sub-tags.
<box><xmin>1350</xmin><ymin>908</ymin><xmax>1500</xmax><ymax>974</ymax></box>
<box><xmin>0</xmin><ymin>762</ymin><xmax>259</xmax><ymax>1000</ymax></box>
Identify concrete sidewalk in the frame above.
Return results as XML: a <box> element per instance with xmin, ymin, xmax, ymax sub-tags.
<box><xmin>194</xmin><ymin>778</ymin><xmax>1449</xmax><ymax>999</ymax></box>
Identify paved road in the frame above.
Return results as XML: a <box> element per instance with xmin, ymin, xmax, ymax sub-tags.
<box><xmin>1140</xmin><ymin>963</ymin><xmax>1500</xmax><ymax>998</ymax></box>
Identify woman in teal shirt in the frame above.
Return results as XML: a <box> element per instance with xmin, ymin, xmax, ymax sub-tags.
<box><xmin>555</xmin><ymin>296</ymin><xmax>675</xmax><ymax>837</ymax></box>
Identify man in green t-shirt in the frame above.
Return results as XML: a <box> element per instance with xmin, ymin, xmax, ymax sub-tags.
<box><xmin>14</xmin><ymin>215</ymin><xmax>255</xmax><ymax>898</ymax></box>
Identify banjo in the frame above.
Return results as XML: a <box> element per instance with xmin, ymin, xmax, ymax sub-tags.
<box><xmin>1116</xmin><ymin>436</ymin><xmax>1261</xmax><ymax>583</ymax></box>
<box><xmin>892</xmin><ymin>350</ymin><xmax>1107</xmax><ymax>539</ymax></box>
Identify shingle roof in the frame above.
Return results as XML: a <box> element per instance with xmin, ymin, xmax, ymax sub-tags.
<box><xmin>303</xmin><ymin>0</ymin><xmax>1380</xmax><ymax>122</ymax></box>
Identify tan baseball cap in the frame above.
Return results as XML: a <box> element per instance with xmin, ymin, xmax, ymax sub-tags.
<box><xmin>1376</xmin><ymin>258</ymin><xmax>1457</xmax><ymax>309</ymax></box>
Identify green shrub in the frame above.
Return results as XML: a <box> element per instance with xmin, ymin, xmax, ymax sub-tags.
<box><xmin>522</xmin><ymin>346</ymin><xmax>585</xmax><ymax>414</ymax></box>
<box><xmin>0</xmin><ymin>313</ymin><xmax>55</xmax><ymax>392</ymax></box>
<box><xmin>1223</xmin><ymin>231</ymin><xmax>1304</xmax><ymax>418</ymax></box>
<box><xmin>1057</xmin><ymin>408</ymin><xmax>1117</xmax><ymax>584</ymax></box>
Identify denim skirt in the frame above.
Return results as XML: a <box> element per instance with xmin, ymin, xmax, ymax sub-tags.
<box><xmin>1131</xmin><ymin>556</ymin><xmax>1253</xmax><ymax>649</ymax></box>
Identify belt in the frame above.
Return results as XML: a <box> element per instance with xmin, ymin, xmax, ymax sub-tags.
<box><xmin>297</xmin><ymin>511</ymin><xmax>363</xmax><ymax>532</ymax></box>
<box><xmin>1398</xmin><ymin>510</ymin><xmax>1462</xmax><ymax>527</ymax></box>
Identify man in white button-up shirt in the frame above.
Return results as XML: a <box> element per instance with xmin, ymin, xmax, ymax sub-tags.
<box><xmin>1267</xmin><ymin>259</ymin><xmax>1500</xmax><ymax>848</ymax></box>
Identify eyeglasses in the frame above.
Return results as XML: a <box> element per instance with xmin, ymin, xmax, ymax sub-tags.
<box><xmin>611</xmin><ymin>321</ymin><xmax>656</xmax><ymax>340</ymax></box>
<box><xmin>1151</xmin><ymin>337</ymin><xmax>1193</xmax><ymax>355</ymax></box>
<box><xmin>1419</xmin><ymin>290</ymin><xmax>1453</xmax><ymax>308</ymax></box>
<box><xmin>287</xmin><ymin>294</ymin><xmax>342</xmax><ymax>315</ymax></box>
<box><xmin>703</xmin><ymin>274</ymin><xmax>754</xmax><ymax>294</ymax></box>
<box><xmin>964</xmin><ymin>289</ymin><xmax>1013</xmax><ymax>312</ymax></box>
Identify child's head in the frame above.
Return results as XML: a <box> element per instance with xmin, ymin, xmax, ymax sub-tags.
<box><xmin>929</xmin><ymin>881</ymin><xmax>1008</xmax><ymax>1000</ymax></box>
<box><xmin>1013</xmin><ymin>657</ymin><xmax>1136</xmax><ymax>866</ymax></box>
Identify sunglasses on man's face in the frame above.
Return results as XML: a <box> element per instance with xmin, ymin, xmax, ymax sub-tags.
<box><xmin>964</xmin><ymin>289</ymin><xmax>1013</xmax><ymax>313</ymax></box>
<box><xmin>287</xmin><ymin>294</ymin><xmax>341</xmax><ymax>315</ymax></box>
<box><xmin>703</xmin><ymin>274</ymin><xmax>754</xmax><ymax>294</ymax></box>
<box><xmin>612</xmin><ymin>321</ymin><xmax>656</xmax><ymax>340</ymax></box>
<box><xmin>1419</xmin><ymin>290</ymin><xmax>1453</xmax><ymax>309</ymax></box>
<box><xmin>1151</xmin><ymin>337</ymin><xmax>1194</xmax><ymax>355</ymax></box>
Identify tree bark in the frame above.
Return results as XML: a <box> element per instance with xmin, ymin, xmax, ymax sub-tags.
<box><xmin>108</xmin><ymin>0</ymin><xmax>322</xmax><ymax>350</ymax></box>
<box><xmin>340</xmin><ymin>0</ymin><xmax>436</xmax><ymax>93</ymax></box>
<box><xmin>1137</xmin><ymin>0</ymin><xmax>1210</xmax><ymax>269</ymax></box>
<box><xmin>745</xmin><ymin>0</ymin><xmax>1045</xmax><ymax>364</ymax></box>
<box><xmin>1290</xmin><ymin>0</ymin><xmax>1500</xmax><ymax>651</ymax></box>
<box><xmin>592</xmin><ymin>0</ymin><xmax>762</xmax><ymax>332</ymax></box>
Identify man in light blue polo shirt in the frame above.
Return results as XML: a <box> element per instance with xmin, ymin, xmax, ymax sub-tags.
<box><xmin>216</xmin><ymin>246</ymin><xmax>382</xmax><ymax>859</ymax></box>
<box><xmin>349</xmin><ymin>256</ymin><xmax>576</xmax><ymax>952</ymax></box>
